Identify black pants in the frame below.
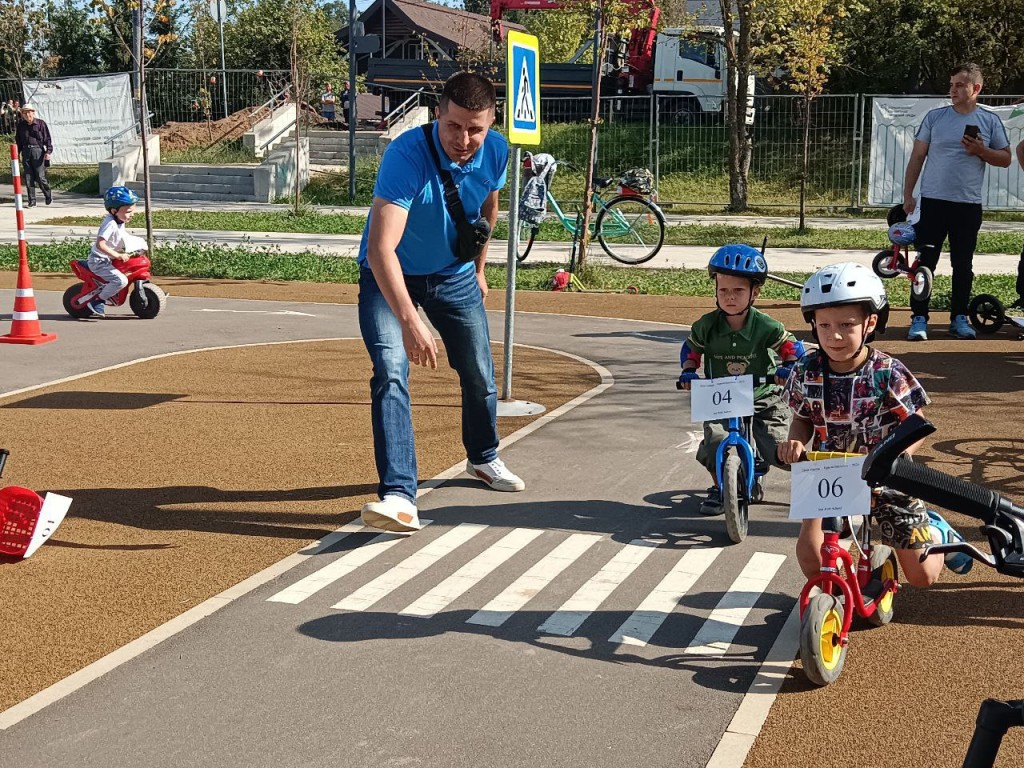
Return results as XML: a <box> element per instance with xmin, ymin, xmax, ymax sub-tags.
<box><xmin>1016</xmin><ymin>244</ymin><xmax>1024</xmax><ymax>300</ymax></box>
<box><xmin>22</xmin><ymin>146</ymin><xmax>51</xmax><ymax>205</ymax></box>
<box><xmin>910</xmin><ymin>196</ymin><xmax>983</xmax><ymax>320</ymax></box>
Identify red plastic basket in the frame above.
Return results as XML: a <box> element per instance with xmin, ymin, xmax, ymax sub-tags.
<box><xmin>0</xmin><ymin>486</ymin><xmax>44</xmax><ymax>557</ymax></box>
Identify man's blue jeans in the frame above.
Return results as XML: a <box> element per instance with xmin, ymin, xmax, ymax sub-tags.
<box><xmin>358</xmin><ymin>266</ymin><xmax>499</xmax><ymax>502</ymax></box>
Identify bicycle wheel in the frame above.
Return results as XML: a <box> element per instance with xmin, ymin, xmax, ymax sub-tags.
<box><xmin>871</xmin><ymin>250</ymin><xmax>901</xmax><ymax>278</ymax></box>
<box><xmin>799</xmin><ymin>593</ymin><xmax>847</xmax><ymax>686</ymax></box>
<box><xmin>865</xmin><ymin>544</ymin><xmax>898</xmax><ymax>627</ymax></box>
<box><xmin>722</xmin><ymin>452</ymin><xmax>749</xmax><ymax>544</ymax></box>
<box><xmin>516</xmin><ymin>220</ymin><xmax>537</xmax><ymax>262</ymax></box>
<box><xmin>595</xmin><ymin>195</ymin><xmax>665</xmax><ymax>265</ymax></box>
<box><xmin>910</xmin><ymin>266</ymin><xmax>933</xmax><ymax>302</ymax></box>
<box><xmin>969</xmin><ymin>293</ymin><xmax>1005</xmax><ymax>334</ymax></box>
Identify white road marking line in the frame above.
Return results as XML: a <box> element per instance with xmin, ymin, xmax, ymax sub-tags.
<box><xmin>333</xmin><ymin>523</ymin><xmax>487</xmax><ymax>612</ymax></box>
<box><xmin>684</xmin><ymin>552</ymin><xmax>787</xmax><ymax>657</ymax></box>
<box><xmin>194</xmin><ymin>308</ymin><xmax>316</xmax><ymax>317</ymax></box>
<box><xmin>467</xmin><ymin>533</ymin><xmax>602</xmax><ymax>627</ymax></box>
<box><xmin>704</xmin><ymin>604</ymin><xmax>801</xmax><ymax>768</ymax></box>
<box><xmin>609</xmin><ymin>546</ymin><xmax>724</xmax><ymax>647</ymax></box>
<box><xmin>538</xmin><ymin>539</ymin><xmax>659</xmax><ymax>637</ymax></box>
<box><xmin>399</xmin><ymin>528</ymin><xmax>544</xmax><ymax>618</ymax></box>
<box><xmin>266</xmin><ymin>522</ymin><xmax>433</xmax><ymax>604</ymax></box>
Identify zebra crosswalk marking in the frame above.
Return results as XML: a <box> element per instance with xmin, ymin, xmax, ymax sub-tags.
<box><xmin>609</xmin><ymin>546</ymin><xmax>724</xmax><ymax>647</ymax></box>
<box><xmin>684</xmin><ymin>552</ymin><xmax>787</xmax><ymax>656</ymax></box>
<box><xmin>399</xmin><ymin>528</ymin><xmax>544</xmax><ymax>618</ymax></box>
<box><xmin>537</xmin><ymin>538</ymin><xmax>659</xmax><ymax>637</ymax></box>
<box><xmin>333</xmin><ymin>523</ymin><xmax>487</xmax><ymax>612</ymax></box>
<box><xmin>467</xmin><ymin>533</ymin><xmax>602</xmax><ymax>627</ymax></box>
<box><xmin>266</xmin><ymin>521</ymin><xmax>434</xmax><ymax>605</ymax></box>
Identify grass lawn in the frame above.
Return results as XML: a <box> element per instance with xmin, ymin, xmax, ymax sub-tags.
<box><xmin>36</xmin><ymin>209</ymin><xmax>1024</xmax><ymax>254</ymax></box>
<box><xmin>5</xmin><ymin>239</ymin><xmax>1018</xmax><ymax>311</ymax></box>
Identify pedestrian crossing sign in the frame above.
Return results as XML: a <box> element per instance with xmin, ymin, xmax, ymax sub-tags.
<box><xmin>507</xmin><ymin>31</ymin><xmax>540</xmax><ymax>146</ymax></box>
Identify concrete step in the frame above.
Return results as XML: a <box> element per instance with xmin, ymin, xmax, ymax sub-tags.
<box><xmin>129</xmin><ymin>180</ymin><xmax>254</xmax><ymax>195</ymax></box>
<box><xmin>125</xmin><ymin>187</ymin><xmax>259</xmax><ymax>203</ymax></box>
<box><xmin>138</xmin><ymin>173</ymin><xmax>258</xmax><ymax>187</ymax></box>
<box><xmin>150</xmin><ymin>164</ymin><xmax>257</xmax><ymax>178</ymax></box>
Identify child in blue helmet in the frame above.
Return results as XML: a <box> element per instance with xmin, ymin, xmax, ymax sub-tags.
<box><xmin>87</xmin><ymin>186</ymin><xmax>140</xmax><ymax>317</ymax></box>
<box><xmin>678</xmin><ymin>244</ymin><xmax>804</xmax><ymax>514</ymax></box>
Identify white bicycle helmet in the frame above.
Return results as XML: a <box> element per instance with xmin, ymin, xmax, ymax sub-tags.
<box><xmin>801</xmin><ymin>262</ymin><xmax>890</xmax><ymax>333</ymax></box>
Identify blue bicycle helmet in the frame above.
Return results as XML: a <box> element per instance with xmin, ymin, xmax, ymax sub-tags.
<box><xmin>708</xmin><ymin>244</ymin><xmax>768</xmax><ymax>285</ymax></box>
<box><xmin>104</xmin><ymin>185</ymin><xmax>139</xmax><ymax>210</ymax></box>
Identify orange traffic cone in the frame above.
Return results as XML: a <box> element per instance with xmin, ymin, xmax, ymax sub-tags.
<box><xmin>0</xmin><ymin>255</ymin><xmax>57</xmax><ymax>345</ymax></box>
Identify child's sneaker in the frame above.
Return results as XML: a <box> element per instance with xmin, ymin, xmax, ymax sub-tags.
<box><xmin>949</xmin><ymin>315</ymin><xmax>977</xmax><ymax>340</ymax></box>
<box><xmin>699</xmin><ymin>486</ymin><xmax>723</xmax><ymax>516</ymax></box>
<box><xmin>466</xmin><ymin>458</ymin><xmax>526</xmax><ymax>492</ymax></box>
<box><xmin>360</xmin><ymin>494</ymin><xmax>422</xmax><ymax>533</ymax></box>
<box><xmin>88</xmin><ymin>299</ymin><xmax>106</xmax><ymax>317</ymax></box>
<box><xmin>927</xmin><ymin>509</ymin><xmax>973</xmax><ymax>574</ymax></box>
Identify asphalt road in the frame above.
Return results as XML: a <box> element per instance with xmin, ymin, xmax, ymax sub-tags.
<box><xmin>0</xmin><ymin>290</ymin><xmax>806</xmax><ymax>768</ymax></box>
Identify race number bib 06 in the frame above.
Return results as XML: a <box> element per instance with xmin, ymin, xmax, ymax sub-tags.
<box><xmin>689</xmin><ymin>375</ymin><xmax>754</xmax><ymax>422</ymax></box>
<box><xmin>789</xmin><ymin>456</ymin><xmax>870</xmax><ymax>520</ymax></box>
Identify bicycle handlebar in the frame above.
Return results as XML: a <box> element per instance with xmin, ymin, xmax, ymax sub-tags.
<box><xmin>0</xmin><ymin>448</ymin><xmax>8</xmax><ymax>478</ymax></box>
<box><xmin>962</xmin><ymin>699</ymin><xmax>1024</xmax><ymax>768</ymax></box>
<box><xmin>861</xmin><ymin>413</ymin><xmax>1024</xmax><ymax>578</ymax></box>
<box><xmin>675</xmin><ymin>373</ymin><xmax>781</xmax><ymax>391</ymax></box>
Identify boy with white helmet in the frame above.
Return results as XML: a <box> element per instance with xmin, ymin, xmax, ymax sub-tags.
<box><xmin>778</xmin><ymin>262</ymin><xmax>971</xmax><ymax>586</ymax></box>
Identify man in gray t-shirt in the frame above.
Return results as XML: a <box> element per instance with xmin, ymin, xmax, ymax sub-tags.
<box><xmin>902</xmin><ymin>63</ymin><xmax>1011</xmax><ymax>341</ymax></box>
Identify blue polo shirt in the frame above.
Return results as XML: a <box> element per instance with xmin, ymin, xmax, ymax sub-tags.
<box><xmin>358</xmin><ymin>121</ymin><xmax>508</xmax><ymax>275</ymax></box>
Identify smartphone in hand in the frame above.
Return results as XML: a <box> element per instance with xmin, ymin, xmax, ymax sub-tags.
<box><xmin>964</xmin><ymin>124</ymin><xmax>980</xmax><ymax>139</ymax></box>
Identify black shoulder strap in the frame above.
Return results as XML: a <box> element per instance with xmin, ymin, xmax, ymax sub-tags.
<box><xmin>421</xmin><ymin>123</ymin><xmax>469</xmax><ymax>225</ymax></box>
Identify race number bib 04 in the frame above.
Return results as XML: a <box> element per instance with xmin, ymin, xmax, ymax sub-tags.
<box><xmin>789</xmin><ymin>456</ymin><xmax>870</xmax><ymax>520</ymax></box>
<box><xmin>689</xmin><ymin>375</ymin><xmax>754</xmax><ymax>422</ymax></box>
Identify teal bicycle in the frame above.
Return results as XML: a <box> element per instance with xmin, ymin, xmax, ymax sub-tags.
<box><xmin>516</xmin><ymin>155</ymin><xmax>666</xmax><ymax>265</ymax></box>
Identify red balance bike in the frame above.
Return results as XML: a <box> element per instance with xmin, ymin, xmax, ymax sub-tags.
<box><xmin>63</xmin><ymin>251</ymin><xmax>167</xmax><ymax>320</ymax></box>
<box><xmin>797</xmin><ymin>452</ymin><xmax>900</xmax><ymax>686</ymax></box>
<box><xmin>872</xmin><ymin>205</ymin><xmax>932</xmax><ymax>302</ymax></box>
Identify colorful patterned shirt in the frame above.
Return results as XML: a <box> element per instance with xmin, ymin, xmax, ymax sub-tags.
<box><xmin>784</xmin><ymin>348</ymin><xmax>930</xmax><ymax>454</ymax></box>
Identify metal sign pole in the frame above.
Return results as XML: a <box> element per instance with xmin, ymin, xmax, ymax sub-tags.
<box><xmin>501</xmin><ymin>145</ymin><xmax>521</xmax><ymax>401</ymax></box>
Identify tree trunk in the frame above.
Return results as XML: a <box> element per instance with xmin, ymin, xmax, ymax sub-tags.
<box><xmin>291</xmin><ymin>22</ymin><xmax>301</xmax><ymax>215</ymax></box>
<box><xmin>722</xmin><ymin>0</ymin><xmax>752</xmax><ymax>213</ymax></box>
<box><xmin>577</xmin><ymin>0</ymin><xmax>604</xmax><ymax>271</ymax></box>
<box><xmin>799</xmin><ymin>92</ymin><xmax>811</xmax><ymax>231</ymax></box>
<box><xmin>138</xmin><ymin>5</ymin><xmax>154</xmax><ymax>253</ymax></box>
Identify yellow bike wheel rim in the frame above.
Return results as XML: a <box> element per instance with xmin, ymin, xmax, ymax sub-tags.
<box><xmin>879</xmin><ymin>559</ymin><xmax>896</xmax><ymax>614</ymax></box>
<box><xmin>819</xmin><ymin>608</ymin><xmax>844</xmax><ymax>670</ymax></box>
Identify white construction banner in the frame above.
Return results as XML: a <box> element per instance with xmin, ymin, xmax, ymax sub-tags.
<box><xmin>22</xmin><ymin>74</ymin><xmax>136</xmax><ymax>165</ymax></box>
<box><xmin>868</xmin><ymin>97</ymin><xmax>1024</xmax><ymax>209</ymax></box>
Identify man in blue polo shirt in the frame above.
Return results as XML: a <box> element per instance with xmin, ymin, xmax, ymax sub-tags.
<box><xmin>357</xmin><ymin>72</ymin><xmax>525</xmax><ymax>533</ymax></box>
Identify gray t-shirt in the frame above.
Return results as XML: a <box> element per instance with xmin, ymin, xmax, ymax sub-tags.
<box><xmin>916</xmin><ymin>105</ymin><xmax>1009</xmax><ymax>204</ymax></box>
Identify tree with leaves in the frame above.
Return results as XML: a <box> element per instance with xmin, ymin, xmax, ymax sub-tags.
<box><xmin>763</xmin><ymin>0</ymin><xmax>855</xmax><ymax>228</ymax></box>
<box><xmin>49</xmin><ymin>1</ymin><xmax>109</xmax><ymax>76</ymax></box>
<box><xmin>521</xmin><ymin>10</ymin><xmax>592</xmax><ymax>62</ymax></box>
<box><xmin>0</xmin><ymin>2</ymin><xmax>51</xmax><ymax>80</ymax></box>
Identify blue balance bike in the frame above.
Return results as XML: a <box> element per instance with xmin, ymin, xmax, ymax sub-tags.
<box><xmin>678</xmin><ymin>373</ymin><xmax>776</xmax><ymax>543</ymax></box>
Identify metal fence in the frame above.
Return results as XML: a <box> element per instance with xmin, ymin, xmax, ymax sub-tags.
<box><xmin>146</xmin><ymin>68</ymin><xmax>291</xmax><ymax>127</ymax></box>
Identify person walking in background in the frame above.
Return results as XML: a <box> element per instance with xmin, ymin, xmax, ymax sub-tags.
<box><xmin>356</xmin><ymin>72</ymin><xmax>524</xmax><ymax>534</ymax></box>
<box><xmin>902</xmin><ymin>63</ymin><xmax>1011</xmax><ymax>341</ymax></box>
<box><xmin>15</xmin><ymin>103</ymin><xmax>53</xmax><ymax>207</ymax></box>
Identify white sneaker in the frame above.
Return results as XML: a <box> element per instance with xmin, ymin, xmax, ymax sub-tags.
<box><xmin>466</xmin><ymin>458</ymin><xmax>526</xmax><ymax>492</ymax></box>
<box><xmin>360</xmin><ymin>494</ymin><xmax>422</xmax><ymax>533</ymax></box>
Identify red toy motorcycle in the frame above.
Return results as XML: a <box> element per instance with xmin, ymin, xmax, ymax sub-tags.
<box><xmin>62</xmin><ymin>252</ymin><xmax>167</xmax><ymax>320</ymax></box>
